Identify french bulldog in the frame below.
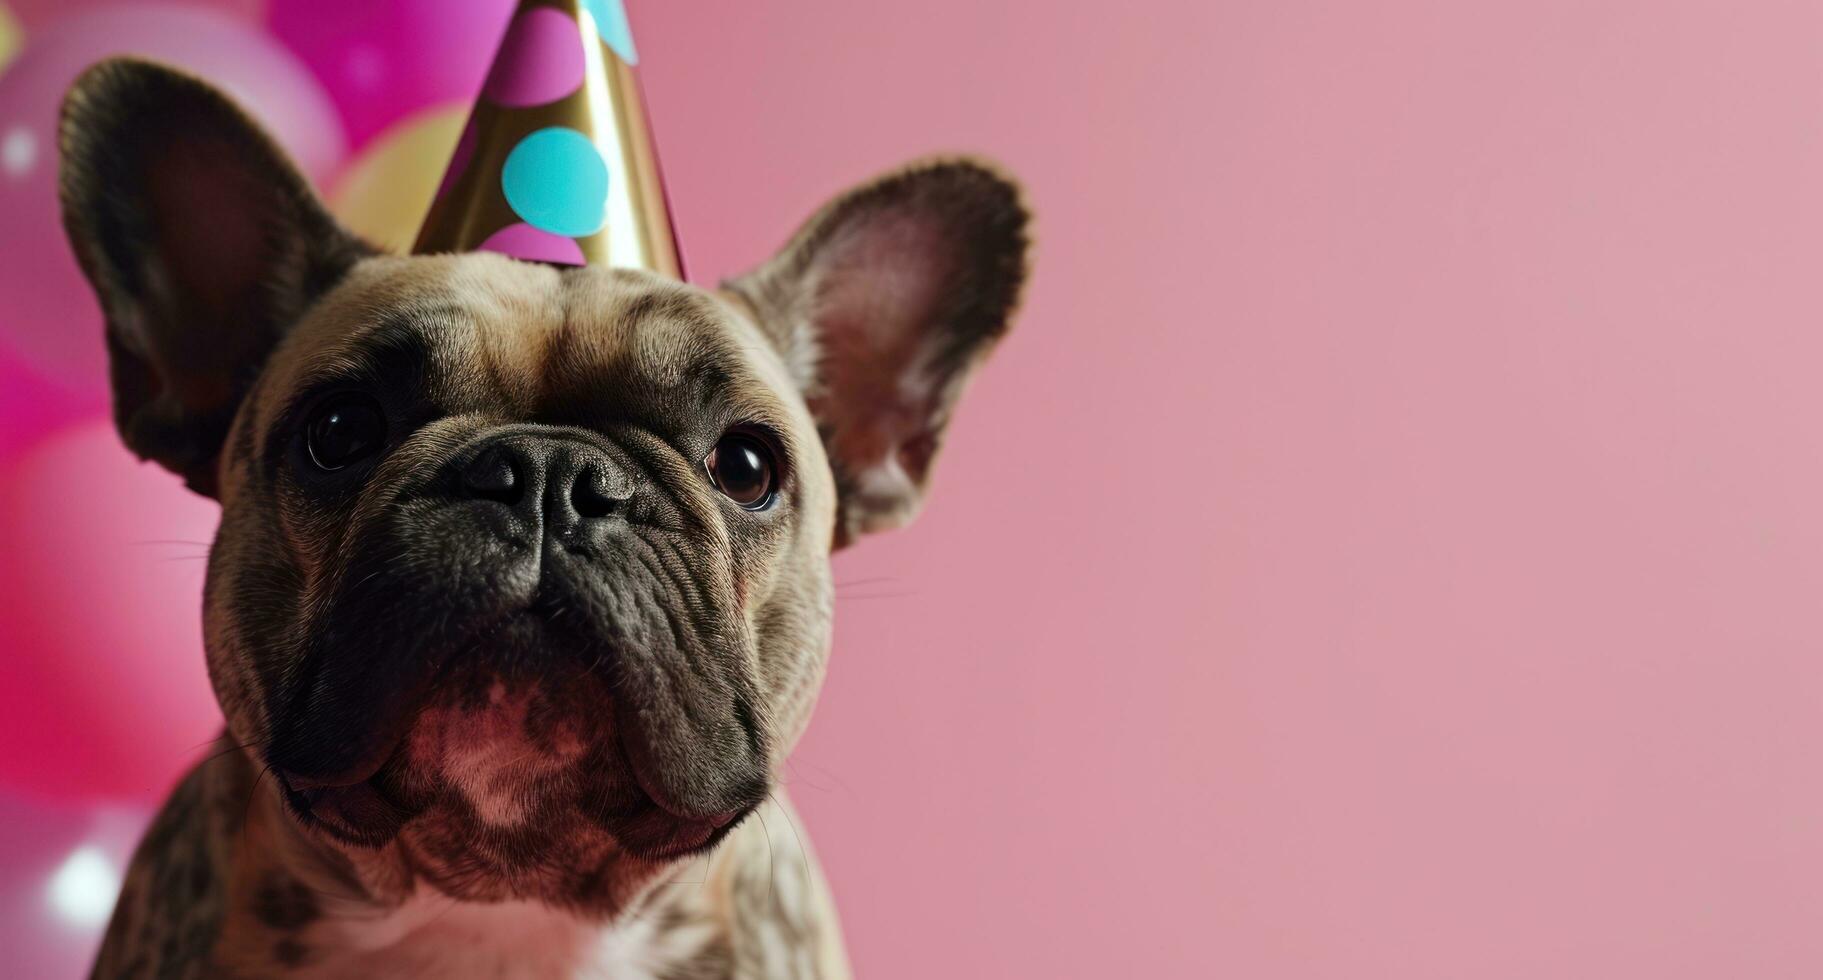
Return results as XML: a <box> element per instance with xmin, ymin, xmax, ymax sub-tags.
<box><xmin>59</xmin><ymin>58</ymin><xmax>1028</xmax><ymax>978</ymax></box>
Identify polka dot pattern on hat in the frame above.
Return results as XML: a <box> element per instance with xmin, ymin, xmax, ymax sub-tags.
<box><xmin>482</xmin><ymin>6</ymin><xmax>589</xmax><ymax>107</ymax></box>
<box><xmin>501</xmin><ymin>126</ymin><xmax>610</xmax><ymax>237</ymax></box>
<box><xmin>412</xmin><ymin>0</ymin><xmax>677</xmax><ymax>273</ymax></box>
<box><xmin>479</xmin><ymin>222</ymin><xmax>589</xmax><ymax>265</ymax></box>
<box><xmin>583</xmin><ymin>0</ymin><xmax>638</xmax><ymax>65</ymax></box>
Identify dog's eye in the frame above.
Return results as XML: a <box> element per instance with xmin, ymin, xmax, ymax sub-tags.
<box><xmin>705</xmin><ymin>432</ymin><xmax>778</xmax><ymax>510</ymax></box>
<box><xmin>305</xmin><ymin>394</ymin><xmax>387</xmax><ymax>471</ymax></box>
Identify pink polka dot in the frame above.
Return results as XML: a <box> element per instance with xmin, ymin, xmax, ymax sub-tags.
<box><xmin>481</xmin><ymin>7</ymin><xmax>587</xmax><ymax>108</ymax></box>
<box><xmin>434</xmin><ymin>116</ymin><xmax>478</xmax><ymax>201</ymax></box>
<box><xmin>478</xmin><ymin>223</ymin><xmax>588</xmax><ymax>266</ymax></box>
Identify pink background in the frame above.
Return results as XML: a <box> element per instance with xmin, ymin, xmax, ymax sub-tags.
<box><xmin>6</xmin><ymin>1</ymin><xmax>1823</xmax><ymax>977</ymax></box>
<box><xmin>634</xmin><ymin>2</ymin><xmax>1823</xmax><ymax>978</ymax></box>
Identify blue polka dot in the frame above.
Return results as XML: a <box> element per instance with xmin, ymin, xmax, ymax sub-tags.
<box><xmin>500</xmin><ymin>127</ymin><xmax>609</xmax><ymax>238</ymax></box>
<box><xmin>582</xmin><ymin>0</ymin><xmax>638</xmax><ymax>65</ymax></box>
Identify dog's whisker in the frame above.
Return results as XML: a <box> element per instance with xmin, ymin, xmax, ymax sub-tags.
<box><xmin>752</xmin><ymin>799</ymin><xmax>781</xmax><ymax>919</ymax></box>
<box><xmin>832</xmin><ymin>576</ymin><xmax>900</xmax><ymax>590</ymax></box>
<box><xmin>767</xmin><ymin>791</ymin><xmax>814</xmax><ymax>922</ymax></box>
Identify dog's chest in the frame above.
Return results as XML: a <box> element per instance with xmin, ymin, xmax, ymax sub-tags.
<box><xmin>287</xmin><ymin>890</ymin><xmax>716</xmax><ymax>979</ymax></box>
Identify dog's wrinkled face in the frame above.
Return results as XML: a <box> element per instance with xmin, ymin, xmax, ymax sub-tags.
<box><xmin>59</xmin><ymin>60</ymin><xmax>1027</xmax><ymax>907</ymax></box>
<box><xmin>220</xmin><ymin>259</ymin><xmax>831</xmax><ymax>872</ymax></box>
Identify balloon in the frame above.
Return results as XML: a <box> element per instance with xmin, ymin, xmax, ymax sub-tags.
<box><xmin>0</xmin><ymin>4</ymin><xmax>346</xmax><ymax>391</ymax></box>
<box><xmin>330</xmin><ymin>102</ymin><xmax>469</xmax><ymax>253</ymax></box>
<box><xmin>0</xmin><ymin>789</ymin><xmax>149</xmax><ymax>978</ymax></box>
<box><xmin>269</xmin><ymin>0</ymin><xmax>515</xmax><ymax>149</ymax></box>
<box><xmin>5</xmin><ymin>0</ymin><xmax>264</xmax><ymax>30</ymax></box>
<box><xmin>0</xmin><ymin>4</ymin><xmax>20</xmax><ymax>72</ymax></box>
<box><xmin>0</xmin><ymin>345</ymin><xmax>104</xmax><ymax>466</ymax></box>
<box><xmin>0</xmin><ymin>419</ymin><xmax>223</xmax><ymax>803</ymax></box>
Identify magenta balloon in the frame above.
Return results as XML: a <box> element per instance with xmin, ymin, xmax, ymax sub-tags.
<box><xmin>0</xmin><ymin>345</ymin><xmax>104</xmax><ymax>466</ymax></box>
<box><xmin>0</xmin><ymin>4</ymin><xmax>347</xmax><ymax>390</ymax></box>
<box><xmin>0</xmin><ymin>419</ymin><xmax>223</xmax><ymax>803</ymax></box>
<box><xmin>270</xmin><ymin>0</ymin><xmax>515</xmax><ymax>149</ymax></box>
<box><xmin>0</xmin><ymin>790</ymin><xmax>150</xmax><ymax>977</ymax></box>
<box><xmin>7</xmin><ymin>0</ymin><xmax>266</xmax><ymax>29</ymax></box>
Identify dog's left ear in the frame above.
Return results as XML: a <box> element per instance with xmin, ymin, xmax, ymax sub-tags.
<box><xmin>726</xmin><ymin>158</ymin><xmax>1031</xmax><ymax>547</ymax></box>
<box><xmin>59</xmin><ymin>58</ymin><xmax>371</xmax><ymax>497</ymax></box>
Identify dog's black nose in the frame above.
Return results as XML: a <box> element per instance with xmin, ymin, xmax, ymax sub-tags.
<box><xmin>461</xmin><ymin>447</ymin><xmax>521</xmax><ymax>502</ymax></box>
<box><xmin>458</xmin><ymin>433</ymin><xmax>634</xmax><ymax>528</ymax></box>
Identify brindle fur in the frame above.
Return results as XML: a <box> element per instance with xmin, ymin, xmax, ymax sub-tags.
<box><xmin>61</xmin><ymin>58</ymin><xmax>1028</xmax><ymax>979</ymax></box>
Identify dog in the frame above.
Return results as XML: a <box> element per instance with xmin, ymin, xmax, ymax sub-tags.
<box><xmin>60</xmin><ymin>58</ymin><xmax>1028</xmax><ymax>978</ymax></box>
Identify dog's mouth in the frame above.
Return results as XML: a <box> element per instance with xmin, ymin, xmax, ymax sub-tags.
<box><xmin>273</xmin><ymin>764</ymin><xmax>748</xmax><ymax>861</ymax></box>
<box><xmin>273</xmin><ymin>770</ymin><xmax>416</xmax><ymax>849</ymax></box>
<box><xmin>268</xmin><ymin>611</ymin><xmax>757</xmax><ymax>861</ymax></box>
<box><xmin>265</xmin><ymin>574</ymin><xmax>769</xmax><ymax>868</ymax></box>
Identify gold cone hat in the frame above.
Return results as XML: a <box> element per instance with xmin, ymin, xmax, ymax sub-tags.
<box><xmin>413</xmin><ymin>0</ymin><xmax>681</xmax><ymax>276</ymax></box>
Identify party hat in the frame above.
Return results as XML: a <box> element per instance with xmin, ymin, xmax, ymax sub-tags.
<box><xmin>413</xmin><ymin>0</ymin><xmax>681</xmax><ymax>276</ymax></box>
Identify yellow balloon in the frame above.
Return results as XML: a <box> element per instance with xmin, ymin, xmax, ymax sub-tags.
<box><xmin>0</xmin><ymin>3</ymin><xmax>21</xmax><ymax>72</ymax></box>
<box><xmin>330</xmin><ymin>104</ymin><xmax>470</xmax><ymax>254</ymax></box>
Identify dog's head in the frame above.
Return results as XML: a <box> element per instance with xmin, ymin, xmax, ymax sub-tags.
<box><xmin>59</xmin><ymin>60</ymin><xmax>1027</xmax><ymax>904</ymax></box>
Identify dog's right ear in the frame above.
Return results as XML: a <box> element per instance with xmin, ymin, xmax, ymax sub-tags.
<box><xmin>59</xmin><ymin>58</ymin><xmax>370</xmax><ymax>497</ymax></box>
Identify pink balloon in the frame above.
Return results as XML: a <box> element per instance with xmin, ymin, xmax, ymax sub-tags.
<box><xmin>0</xmin><ymin>419</ymin><xmax>223</xmax><ymax>803</ymax></box>
<box><xmin>6</xmin><ymin>0</ymin><xmax>266</xmax><ymax>30</ymax></box>
<box><xmin>0</xmin><ymin>790</ymin><xmax>149</xmax><ymax>978</ymax></box>
<box><xmin>0</xmin><ymin>4</ymin><xmax>347</xmax><ymax>390</ymax></box>
<box><xmin>0</xmin><ymin>346</ymin><xmax>104</xmax><ymax>467</ymax></box>
<box><xmin>269</xmin><ymin>0</ymin><xmax>516</xmax><ymax>149</ymax></box>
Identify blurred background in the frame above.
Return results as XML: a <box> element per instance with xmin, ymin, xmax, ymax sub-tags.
<box><xmin>5</xmin><ymin>1</ymin><xmax>1823</xmax><ymax>977</ymax></box>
